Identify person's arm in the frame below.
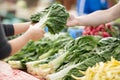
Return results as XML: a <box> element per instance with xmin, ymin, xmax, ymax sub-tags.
<box><xmin>2</xmin><ymin>24</ymin><xmax>14</xmax><ymax>36</ymax></box>
<box><xmin>9</xmin><ymin>25</ymin><xmax>45</xmax><ymax>55</ymax></box>
<box><xmin>67</xmin><ymin>2</ymin><xmax>120</xmax><ymax>26</ymax></box>
<box><xmin>2</xmin><ymin>22</ymin><xmax>31</xmax><ymax>36</ymax></box>
<box><xmin>0</xmin><ymin>22</ymin><xmax>44</xmax><ymax>59</ymax></box>
<box><xmin>13</xmin><ymin>22</ymin><xmax>31</xmax><ymax>35</ymax></box>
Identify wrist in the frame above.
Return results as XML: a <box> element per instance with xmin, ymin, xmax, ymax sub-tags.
<box><xmin>75</xmin><ymin>17</ymin><xmax>81</xmax><ymax>26</ymax></box>
<box><xmin>22</xmin><ymin>31</ymin><xmax>32</xmax><ymax>41</ymax></box>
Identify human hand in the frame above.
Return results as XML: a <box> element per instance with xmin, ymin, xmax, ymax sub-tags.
<box><xmin>26</xmin><ymin>25</ymin><xmax>45</xmax><ymax>41</ymax></box>
<box><xmin>66</xmin><ymin>14</ymin><xmax>79</xmax><ymax>27</ymax></box>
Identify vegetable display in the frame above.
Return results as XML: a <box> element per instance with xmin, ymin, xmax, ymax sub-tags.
<box><xmin>30</xmin><ymin>3</ymin><xmax>69</xmax><ymax>34</ymax></box>
<box><xmin>5</xmin><ymin>34</ymin><xmax>120</xmax><ymax>80</ymax></box>
<box><xmin>26</xmin><ymin>36</ymin><xmax>99</xmax><ymax>78</ymax></box>
<box><xmin>3</xmin><ymin>1</ymin><xmax>120</xmax><ymax>80</ymax></box>
<box><xmin>47</xmin><ymin>37</ymin><xmax>120</xmax><ymax>80</ymax></box>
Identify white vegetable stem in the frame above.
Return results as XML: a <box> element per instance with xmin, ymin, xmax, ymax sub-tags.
<box><xmin>8</xmin><ymin>61</ymin><xmax>23</xmax><ymax>69</ymax></box>
<box><xmin>33</xmin><ymin>15</ymin><xmax>47</xmax><ymax>29</ymax></box>
<box><xmin>47</xmin><ymin>63</ymin><xmax>80</xmax><ymax>80</ymax></box>
<box><xmin>49</xmin><ymin>51</ymin><xmax>69</xmax><ymax>70</ymax></box>
<box><xmin>33</xmin><ymin>6</ymin><xmax>52</xmax><ymax>29</ymax></box>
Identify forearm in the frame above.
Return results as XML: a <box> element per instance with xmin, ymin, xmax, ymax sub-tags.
<box><xmin>77</xmin><ymin>10</ymin><xmax>112</xmax><ymax>26</ymax></box>
<box><xmin>8</xmin><ymin>31</ymin><xmax>32</xmax><ymax>55</ymax></box>
<box><xmin>9</xmin><ymin>23</ymin><xmax>45</xmax><ymax>55</ymax></box>
<box><xmin>77</xmin><ymin>2</ymin><xmax>120</xmax><ymax>26</ymax></box>
<box><xmin>13</xmin><ymin>22</ymin><xmax>31</xmax><ymax>35</ymax></box>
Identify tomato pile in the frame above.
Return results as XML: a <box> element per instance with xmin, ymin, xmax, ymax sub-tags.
<box><xmin>82</xmin><ymin>23</ymin><xmax>119</xmax><ymax>37</ymax></box>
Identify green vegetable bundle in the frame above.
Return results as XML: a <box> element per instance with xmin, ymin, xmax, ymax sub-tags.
<box><xmin>26</xmin><ymin>36</ymin><xmax>100</xmax><ymax>78</ymax></box>
<box><xmin>6</xmin><ymin>33</ymin><xmax>120</xmax><ymax>80</ymax></box>
<box><xmin>5</xmin><ymin>33</ymin><xmax>72</xmax><ymax>69</ymax></box>
<box><xmin>30</xmin><ymin>4</ymin><xmax>69</xmax><ymax>34</ymax></box>
<box><xmin>47</xmin><ymin>37</ymin><xmax>120</xmax><ymax>80</ymax></box>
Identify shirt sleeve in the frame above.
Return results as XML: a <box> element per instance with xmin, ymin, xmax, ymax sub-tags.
<box><xmin>2</xmin><ymin>24</ymin><xmax>14</xmax><ymax>36</ymax></box>
<box><xmin>0</xmin><ymin>24</ymin><xmax>11</xmax><ymax>60</ymax></box>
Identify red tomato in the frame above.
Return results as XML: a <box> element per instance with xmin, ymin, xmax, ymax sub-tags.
<box><xmin>102</xmin><ymin>32</ymin><xmax>111</xmax><ymax>37</ymax></box>
<box><xmin>90</xmin><ymin>26</ymin><xmax>94</xmax><ymax>31</ymax></box>
<box><xmin>106</xmin><ymin>23</ymin><xmax>115</xmax><ymax>32</ymax></box>
<box><xmin>94</xmin><ymin>32</ymin><xmax>99</xmax><ymax>35</ymax></box>
<box><xmin>84</xmin><ymin>26</ymin><xmax>91</xmax><ymax>31</ymax></box>
<box><xmin>82</xmin><ymin>31</ymin><xmax>87</xmax><ymax>35</ymax></box>
<box><xmin>96</xmin><ymin>24</ymin><xmax>105</xmax><ymax>31</ymax></box>
<box><xmin>90</xmin><ymin>31</ymin><xmax>94</xmax><ymax>35</ymax></box>
<box><xmin>91</xmin><ymin>29</ymin><xmax>96</xmax><ymax>35</ymax></box>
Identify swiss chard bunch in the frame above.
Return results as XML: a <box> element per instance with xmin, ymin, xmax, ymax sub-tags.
<box><xmin>26</xmin><ymin>36</ymin><xmax>100</xmax><ymax>78</ymax></box>
<box><xmin>5</xmin><ymin>33</ymin><xmax>72</xmax><ymax>69</ymax></box>
<box><xmin>47</xmin><ymin>37</ymin><xmax>120</xmax><ymax>80</ymax></box>
<box><xmin>30</xmin><ymin>4</ymin><xmax>69</xmax><ymax>34</ymax></box>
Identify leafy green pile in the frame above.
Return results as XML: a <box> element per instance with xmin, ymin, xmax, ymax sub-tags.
<box><xmin>47</xmin><ymin>37</ymin><xmax>120</xmax><ymax>80</ymax></box>
<box><xmin>5</xmin><ymin>34</ymin><xmax>120</xmax><ymax>80</ymax></box>
<box><xmin>30</xmin><ymin>4</ymin><xmax>69</xmax><ymax>34</ymax></box>
<box><xmin>5</xmin><ymin>33</ymin><xmax>72</xmax><ymax>69</ymax></box>
<box><xmin>26</xmin><ymin>36</ymin><xmax>100</xmax><ymax>78</ymax></box>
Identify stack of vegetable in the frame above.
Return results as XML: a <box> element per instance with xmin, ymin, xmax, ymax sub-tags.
<box><xmin>5</xmin><ymin>33</ymin><xmax>72</xmax><ymax>69</ymax></box>
<box><xmin>82</xmin><ymin>23</ymin><xmax>119</xmax><ymax>38</ymax></box>
<box><xmin>26</xmin><ymin>36</ymin><xmax>99</xmax><ymax>78</ymax></box>
<box><xmin>46</xmin><ymin>36</ymin><xmax>120</xmax><ymax>80</ymax></box>
<box><xmin>5</xmin><ymin>34</ymin><xmax>120</xmax><ymax>80</ymax></box>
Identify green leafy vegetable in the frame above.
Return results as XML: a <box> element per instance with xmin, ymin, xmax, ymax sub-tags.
<box><xmin>26</xmin><ymin>36</ymin><xmax>99</xmax><ymax>78</ymax></box>
<box><xmin>30</xmin><ymin>4</ymin><xmax>69</xmax><ymax>34</ymax></box>
<box><xmin>47</xmin><ymin>37</ymin><xmax>120</xmax><ymax>80</ymax></box>
<box><xmin>5</xmin><ymin>33</ymin><xmax>72</xmax><ymax>69</ymax></box>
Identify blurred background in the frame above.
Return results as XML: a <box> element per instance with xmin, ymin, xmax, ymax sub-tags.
<box><xmin>0</xmin><ymin>0</ymin><xmax>120</xmax><ymax>38</ymax></box>
<box><xmin>0</xmin><ymin>0</ymin><xmax>51</xmax><ymax>23</ymax></box>
<box><xmin>0</xmin><ymin>0</ymin><xmax>118</xmax><ymax>23</ymax></box>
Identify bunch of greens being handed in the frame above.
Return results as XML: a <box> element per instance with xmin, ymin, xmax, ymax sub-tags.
<box><xmin>31</xmin><ymin>4</ymin><xmax>69</xmax><ymax>34</ymax></box>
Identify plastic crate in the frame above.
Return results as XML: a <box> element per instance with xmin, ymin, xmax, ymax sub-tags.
<box><xmin>68</xmin><ymin>28</ymin><xmax>83</xmax><ymax>39</ymax></box>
